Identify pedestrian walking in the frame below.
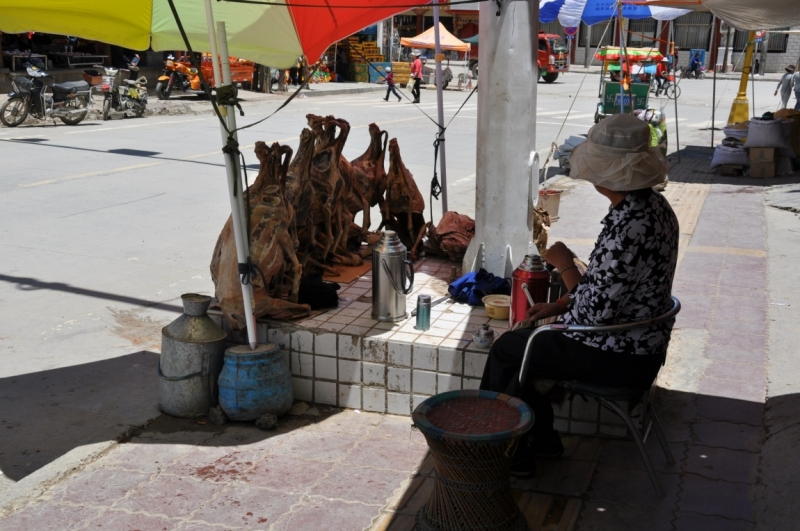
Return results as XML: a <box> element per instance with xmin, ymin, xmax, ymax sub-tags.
<box><xmin>793</xmin><ymin>66</ymin><xmax>800</xmax><ymax>111</ymax></box>
<box><xmin>775</xmin><ymin>65</ymin><xmax>795</xmax><ymax>109</ymax></box>
<box><xmin>383</xmin><ymin>67</ymin><xmax>402</xmax><ymax>102</ymax></box>
<box><xmin>410</xmin><ymin>50</ymin><xmax>422</xmax><ymax>104</ymax></box>
<box><xmin>754</xmin><ymin>59</ymin><xmax>760</xmax><ymax>75</ymax></box>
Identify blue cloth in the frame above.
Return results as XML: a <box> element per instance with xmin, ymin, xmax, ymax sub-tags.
<box><xmin>448</xmin><ymin>269</ymin><xmax>511</xmax><ymax>306</ymax></box>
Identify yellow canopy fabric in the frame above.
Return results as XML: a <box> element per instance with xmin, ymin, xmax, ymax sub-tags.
<box><xmin>400</xmin><ymin>23</ymin><xmax>471</xmax><ymax>53</ymax></box>
<box><xmin>0</xmin><ymin>0</ymin><xmax>419</xmax><ymax>67</ymax></box>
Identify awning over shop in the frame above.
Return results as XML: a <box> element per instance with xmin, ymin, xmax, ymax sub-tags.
<box><xmin>634</xmin><ymin>0</ymin><xmax>800</xmax><ymax>30</ymax></box>
<box><xmin>399</xmin><ymin>23</ymin><xmax>471</xmax><ymax>52</ymax></box>
<box><xmin>0</xmin><ymin>0</ymin><xmax>427</xmax><ymax>67</ymax></box>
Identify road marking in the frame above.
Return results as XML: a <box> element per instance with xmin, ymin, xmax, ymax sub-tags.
<box><xmin>59</xmin><ymin>193</ymin><xmax>167</xmax><ymax>218</ymax></box>
<box><xmin>19</xmin><ymin>162</ymin><xmax>164</xmax><ymax>188</ymax></box>
<box><xmin>63</xmin><ymin>118</ymin><xmax>208</xmax><ymax>135</ymax></box>
<box><xmin>564</xmin><ymin>113</ymin><xmax>597</xmax><ymax>120</ymax></box>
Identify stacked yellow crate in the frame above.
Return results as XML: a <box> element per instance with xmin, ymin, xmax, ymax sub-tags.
<box><xmin>362</xmin><ymin>41</ymin><xmax>384</xmax><ymax>63</ymax></box>
<box><xmin>391</xmin><ymin>61</ymin><xmax>411</xmax><ymax>87</ymax></box>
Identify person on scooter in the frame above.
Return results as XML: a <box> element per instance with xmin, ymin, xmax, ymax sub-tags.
<box><xmin>689</xmin><ymin>53</ymin><xmax>702</xmax><ymax>79</ymax></box>
<box><xmin>654</xmin><ymin>57</ymin><xmax>669</xmax><ymax>96</ymax></box>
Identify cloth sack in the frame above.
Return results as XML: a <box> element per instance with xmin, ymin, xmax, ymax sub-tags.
<box><xmin>711</xmin><ymin>144</ymin><xmax>749</xmax><ymax>168</ymax></box>
<box><xmin>448</xmin><ymin>269</ymin><xmax>511</xmax><ymax>306</ymax></box>
<box><xmin>777</xmin><ymin>119</ymin><xmax>800</xmax><ymax>158</ymax></box>
<box><xmin>744</xmin><ymin>118</ymin><xmax>790</xmax><ymax>149</ymax></box>
<box><xmin>722</xmin><ymin>123</ymin><xmax>748</xmax><ymax>143</ymax></box>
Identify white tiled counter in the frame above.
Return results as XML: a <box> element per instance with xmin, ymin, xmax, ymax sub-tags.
<box><xmin>211</xmin><ymin>257</ymin><xmax>633</xmax><ymax>437</ymax></box>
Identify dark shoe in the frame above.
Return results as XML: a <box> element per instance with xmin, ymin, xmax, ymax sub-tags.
<box><xmin>412</xmin><ymin>99</ymin><xmax>420</xmax><ymax>104</ymax></box>
<box><xmin>510</xmin><ymin>451</ymin><xmax>536</xmax><ymax>478</ymax></box>
<box><xmin>383</xmin><ymin>97</ymin><xmax>388</xmax><ymax>101</ymax></box>
<box><xmin>397</xmin><ymin>97</ymin><xmax>402</xmax><ymax>102</ymax></box>
<box><xmin>530</xmin><ymin>430</ymin><xmax>564</xmax><ymax>458</ymax></box>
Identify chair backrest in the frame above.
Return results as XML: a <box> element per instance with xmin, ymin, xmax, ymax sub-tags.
<box><xmin>519</xmin><ymin>296</ymin><xmax>681</xmax><ymax>386</ymax></box>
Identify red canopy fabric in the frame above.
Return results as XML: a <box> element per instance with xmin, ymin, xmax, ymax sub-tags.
<box><xmin>288</xmin><ymin>0</ymin><xmax>431</xmax><ymax>62</ymax></box>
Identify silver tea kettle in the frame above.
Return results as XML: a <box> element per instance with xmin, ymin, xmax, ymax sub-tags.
<box><xmin>372</xmin><ymin>231</ymin><xmax>414</xmax><ymax>321</ymax></box>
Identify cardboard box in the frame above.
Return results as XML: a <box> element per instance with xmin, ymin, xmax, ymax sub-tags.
<box><xmin>750</xmin><ymin>161</ymin><xmax>775</xmax><ymax>178</ymax></box>
<box><xmin>749</xmin><ymin>147</ymin><xmax>775</xmax><ymax>163</ymax></box>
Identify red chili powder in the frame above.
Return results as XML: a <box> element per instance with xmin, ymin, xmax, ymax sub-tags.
<box><xmin>426</xmin><ymin>397</ymin><xmax>520</xmax><ymax>435</ymax></box>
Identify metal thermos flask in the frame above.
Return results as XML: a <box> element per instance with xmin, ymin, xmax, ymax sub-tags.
<box><xmin>510</xmin><ymin>254</ymin><xmax>551</xmax><ymax>329</ymax></box>
<box><xmin>372</xmin><ymin>231</ymin><xmax>415</xmax><ymax>322</ymax></box>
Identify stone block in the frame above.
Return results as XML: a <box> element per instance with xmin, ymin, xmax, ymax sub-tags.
<box><xmin>339</xmin><ymin>334</ymin><xmax>362</xmax><ymax>359</ymax></box>
<box><xmin>315</xmin><ymin>381</ymin><xmax>337</xmax><ymax>406</ymax></box>
<box><xmin>413</xmin><ymin>370</ymin><xmax>437</xmax><ymax>395</ymax></box>
<box><xmin>438</xmin><ymin>348</ymin><xmax>463</xmax><ymax>375</ymax></box>
<box><xmin>387</xmin><ymin>392</ymin><xmax>411</xmax><ymax>415</ymax></box>
<box><xmin>464</xmin><ymin>352</ymin><xmax>488</xmax><ymax>378</ymax></box>
<box><xmin>315</xmin><ymin>333</ymin><xmax>337</xmax><ymax>356</ymax></box>
<box><xmin>388</xmin><ymin>341</ymin><xmax>412</xmax><ymax>367</ymax></box>
<box><xmin>291</xmin><ymin>352</ymin><xmax>313</xmax><ymax>378</ymax></box>
<box><xmin>413</xmin><ymin>344</ymin><xmax>438</xmax><ymax>370</ymax></box>
<box><xmin>363</xmin><ymin>337</ymin><xmax>387</xmax><ymax>363</ymax></box>
<box><xmin>387</xmin><ymin>367</ymin><xmax>411</xmax><ymax>393</ymax></box>
<box><xmin>338</xmin><ymin>359</ymin><xmax>361</xmax><ymax>384</ymax></box>
<box><xmin>292</xmin><ymin>378</ymin><xmax>312</xmax><ymax>402</ymax></box>
<box><xmin>293</xmin><ymin>330</ymin><xmax>314</xmax><ymax>353</ymax></box>
<box><xmin>363</xmin><ymin>388</ymin><xmax>386</xmax><ymax>413</ymax></box>
<box><xmin>362</xmin><ymin>362</ymin><xmax>385</xmax><ymax>386</ymax></box>
<box><xmin>438</xmin><ymin>374</ymin><xmax>461</xmax><ymax>393</ymax></box>
<box><xmin>315</xmin><ymin>355</ymin><xmax>337</xmax><ymax>381</ymax></box>
<box><xmin>461</xmin><ymin>377</ymin><xmax>481</xmax><ymax>390</ymax></box>
<box><xmin>338</xmin><ymin>384</ymin><xmax>361</xmax><ymax>409</ymax></box>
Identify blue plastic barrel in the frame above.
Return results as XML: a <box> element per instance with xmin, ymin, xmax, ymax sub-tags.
<box><xmin>218</xmin><ymin>344</ymin><xmax>294</xmax><ymax>421</ymax></box>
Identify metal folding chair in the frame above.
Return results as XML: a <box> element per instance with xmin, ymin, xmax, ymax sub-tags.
<box><xmin>518</xmin><ymin>296</ymin><xmax>681</xmax><ymax>497</ymax></box>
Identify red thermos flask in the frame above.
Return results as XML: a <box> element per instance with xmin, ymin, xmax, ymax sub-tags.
<box><xmin>509</xmin><ymin>254</ymin><xmax>551</xmax><ymax>329</ymax></box>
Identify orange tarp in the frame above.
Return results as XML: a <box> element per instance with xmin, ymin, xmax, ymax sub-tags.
<box><xmin>399</xmin><ymin>23</ymin><xmax>471</xmax><ymax>53</ymax></box>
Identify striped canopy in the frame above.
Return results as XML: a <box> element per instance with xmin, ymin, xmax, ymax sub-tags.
<box><xmin>595</xmin><ymin>46</ymin><xmax>665</xmax><ymax>62</ymax></box>
<box><xmin>0</xmin><ymin>0</ymin><xmax>424</xmax><ymax>68</ymax></box>
<box><xmin>540</xmin><ymin>0</ymin><xmax>689</xmax><ymax>27</ymax></box>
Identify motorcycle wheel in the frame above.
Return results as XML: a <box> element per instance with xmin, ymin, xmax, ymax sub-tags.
<box><xmin>59</xmin><ymin>95</ymin><xmax>89</xmax><ymax>125</ymax></box>
<box><xmin>156</xmin><ymin>82</ymin><xmax>172</xmax><ymax>100</ymax></box>
<box><xmin>0</xmin><ymin>97</ymin><xmax>29</xmax><ymax>127</ymax></box>
<box><xmin>102</xmin><ymin>96</ymin><xmax>111</xmax><ymax>121</ymax></box>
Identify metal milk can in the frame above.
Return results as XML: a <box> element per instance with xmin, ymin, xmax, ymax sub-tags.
<box><xmin>509</xmin><ymin>254</ymin><xmax>551</xmax><ymax>329</ymax></box>
<box><xmin>372</xmin><ymin>230</ymin><xmax>415</xmax><ymax>321</ymax></box>
<box><xmin>158</xmin><ymin>293</ymin><xmax>227</xmax><ymax>418</ymax></box>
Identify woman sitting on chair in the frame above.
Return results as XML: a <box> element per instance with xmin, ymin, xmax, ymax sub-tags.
<box><xmin>480</xmin><ymin>113</ymin><xmax>679</xmax><ymax>477</ymax></box>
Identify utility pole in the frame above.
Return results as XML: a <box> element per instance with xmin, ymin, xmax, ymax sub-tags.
<box><xmin>722</xmin><ymin>26</ymin><xmax>731</xmax><ymax>72</ymax></box>
<box><xmin>583</xmin><ymin>24</ymin><xmax>592</xmax><ymax>68</ymax></box>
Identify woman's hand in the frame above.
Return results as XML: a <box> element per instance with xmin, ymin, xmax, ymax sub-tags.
<box><xmin>544</xmin><ymin>242</ymin><xmax>574</xmax><ymax>271</ymax></box>
<box><xmin>526</xmin><ymin>302</ymin><xmax>568</xmax><ymax>322</ymax></box>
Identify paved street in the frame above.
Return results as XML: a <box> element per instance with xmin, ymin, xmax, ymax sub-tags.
<box><xmin>1</xmin><ymin>75</ymin><xmax>798</xmax><ymax>529</ymax></box>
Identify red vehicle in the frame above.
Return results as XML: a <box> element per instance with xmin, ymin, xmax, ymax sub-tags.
<box><xmin>468</xmin><ymin>32</ymin><xmax>569</xmax><ymax>83</ymax></box>
<box><xmin>538</xmin><ymin>32</ymin><xmax>569</xmax><ymax>83</ymax></box>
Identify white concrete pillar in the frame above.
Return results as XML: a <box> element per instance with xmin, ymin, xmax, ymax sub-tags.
<box><xmin>462</xmin><ymin>0</ymin><xmax>539</xmax><ymax>278</ymax></box>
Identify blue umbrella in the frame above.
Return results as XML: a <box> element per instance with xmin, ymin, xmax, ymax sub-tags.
<box><xmin>540</xmin><ymin>0</ymin><xmax>688</xmax><ymax>26</ymax></box>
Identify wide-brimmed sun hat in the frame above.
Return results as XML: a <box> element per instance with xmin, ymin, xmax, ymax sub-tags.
<box><xmin>569</xmin><ymin>113</ymin><xmax>669</xmax><ymax>191</ymax></box>
<box><xmin>786</xmin><ymin>65</ymin><xmax>796</xmax><ymax>73</ymax></box>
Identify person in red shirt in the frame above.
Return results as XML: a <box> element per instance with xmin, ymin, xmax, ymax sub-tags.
<box><xmin>410</xmin><ymin>50</ymin><xmax>423</xmax><ymax>103</ymax></box>
<box><xmin>654</xmin><ymin>57</ymin><xmax>669</xmax><ymax>97</ymax></box>
<box><xmin>383</xmin><ymin>67</ymin><xmax>402</xmax><ymax>102</ymax></box>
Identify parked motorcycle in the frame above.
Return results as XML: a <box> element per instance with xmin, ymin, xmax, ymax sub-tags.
<box><xmin>156</xmin><ymin>55</ymin><xmax>205</xmax><ymax>99</ymax></box>
<box><xmin>0</xmin><ymin>64</ymin><xmax>92</xmax><ymax>127</ymax></box>
<box><xmin>93</xmin><ymin>65</ymin><xmax>148</xmax><ymax>120</ymax></box>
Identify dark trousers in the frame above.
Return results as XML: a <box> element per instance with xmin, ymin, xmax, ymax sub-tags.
<box><xmin>479</xmin><ymin>328</ymin><xmax>663</xmax><ymax>440</ymax></box>
<box><xmin>411</xmin><ymin>78</ymin><xmax>421</xmax><ymax>101</ymax></box>
<box><xmin>385</xmin><ymin>85</ymin><xmax>401</xmax><ymax>100</ymax></box>
<box><xmin>655</xmin><ymin>77</ymin><xmax>665</xmax><ymax>93</ymax></box>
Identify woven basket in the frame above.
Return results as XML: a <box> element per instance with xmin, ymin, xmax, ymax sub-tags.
<box><xmin>412</xmin><ymin>390</ymin><xmax>533</xmax><ymax>531</ymax></box>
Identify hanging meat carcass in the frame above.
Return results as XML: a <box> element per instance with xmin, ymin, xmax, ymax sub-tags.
<box><xmin>381</xmin><ymin>138</ymin><xmax>426</xmax><ymax>259</ymax></box>
<box><xmin>424</xmin><ymin>211</ymin><xmax>475</xmax><ymax>262</ymax></box>
<box><xmin>349</xmin><ymin>123</ymin><xmax>390</xmax><ymax>232</ymax></box>
<box><xmin>210</xmin><ymin>141</ymin><xmax>310</xmax><ymax>328</ymax></box>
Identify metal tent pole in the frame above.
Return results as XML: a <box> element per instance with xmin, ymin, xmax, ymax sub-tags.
<box><xmin>432</xmin><ymin>2</ymin><xmax>448</xmax><ymax>214</ymax></box>
<box><xmin>583</xmin><ymin>24</ymin><xmax>592</xmax><ymax>68</ymax></box>
<box><xmin>203</xmin><ymin>0</ymin><xmax>258</xmax><ymax>348</ymax></box>
<box><xmin>711</xmin><ymin>61</ymin><xmax>717</xmax><ymax>147</ymax></box>
<box><xmin>671</xmin><ymin>20</ymin><xmax>681</xmax><ymax>163</ymax></box>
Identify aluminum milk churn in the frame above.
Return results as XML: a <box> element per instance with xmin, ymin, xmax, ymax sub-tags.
<box><xmin>158</xmin><ymin>293</ymin><xmax>227</xmax><ymax>417</ymax></box>
<box><xmin>509</xmin><ymin>254</ymin><xmax>551</xmax><ymax>329</ymax></box>
<box><xmin>372</xmin><ymin>230</ymin><xmax>415</xmax><ymax>321</ymax></box>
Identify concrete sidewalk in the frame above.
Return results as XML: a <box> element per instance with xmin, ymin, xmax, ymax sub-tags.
<box><xmin>1</xmin><ymin>152</ymin><xmax>798</xmax><ymax>530</ymax></box>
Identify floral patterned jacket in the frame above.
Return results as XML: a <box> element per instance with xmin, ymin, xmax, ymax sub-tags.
<box><xmin>562</xmin><ymin>188</ymin><xmax>679</xmax><ymax>357</ymax></box>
